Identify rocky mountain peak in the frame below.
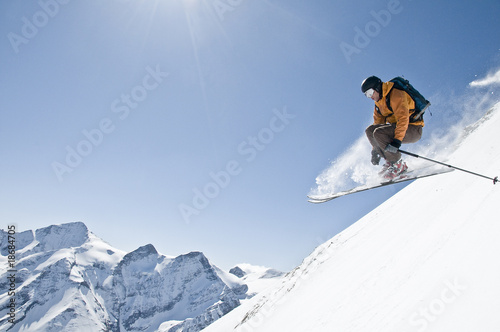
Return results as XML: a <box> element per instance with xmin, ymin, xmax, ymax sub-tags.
<box><xmin>0</xmin><ymin>222</ymin><xmax>273</xmax><ymax>332</ymax></box>
<box><xmin>34</xmin><ymin>221</ymin><xmax>89</xmax><ymax>252</ymax></box>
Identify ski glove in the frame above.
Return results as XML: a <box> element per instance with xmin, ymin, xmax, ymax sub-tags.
<box><xmin>371</xmin><ymin>149</ymin><xmax>381</xmax><ymax>165</ymax></box>
<box><xmin>385</xmin><ymin>139</ymin><xmax>401</xmax><ymax>154</ymax></box>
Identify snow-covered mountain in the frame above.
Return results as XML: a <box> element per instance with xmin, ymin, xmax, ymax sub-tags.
<box><xmin>228</xmin><ymin>264</ymin><xmax>285</xmax><ymax>299</ymax></box>
<box><xmin>202</xmin><ymin>103</ymin><xmax>500</xmax><ymax>332</ymax></box>
<box><xmin>0</xmin><ymin>222</ymin><xmax>282</xmax><ymax>332</ymax></box>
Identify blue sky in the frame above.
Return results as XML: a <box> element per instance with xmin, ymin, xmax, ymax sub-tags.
<box><xmin>1</xmin><ymin>0</ymin><xmax>500</xmax><ymax>271</ymax></box>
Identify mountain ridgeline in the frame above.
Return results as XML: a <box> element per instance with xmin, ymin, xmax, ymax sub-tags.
<box><xmin>0</xmin><ymin>222</ymin><xmax>280</xmax><ymax>332</ymax></box>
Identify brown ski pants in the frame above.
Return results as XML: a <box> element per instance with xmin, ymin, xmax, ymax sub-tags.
<box><xmin>365</xmin><ymin>124</ymin><xmax>423</xmax><ymax>163</ymax></box>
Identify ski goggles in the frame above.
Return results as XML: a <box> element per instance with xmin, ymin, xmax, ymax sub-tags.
<box><xmin>364</xmin><ymin>88</ymin><xmax>375</xmax><ymax>98</ymax></box>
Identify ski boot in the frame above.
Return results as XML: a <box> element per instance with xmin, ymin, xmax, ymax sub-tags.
<box><xmin>381</xmin><ymin>159</ymin><xmax>408</xmax><ymax>180</ymax></box>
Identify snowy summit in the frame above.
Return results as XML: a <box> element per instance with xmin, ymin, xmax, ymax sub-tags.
<box><xmin>0</xmin><ymin>222</ymin><xmax>283</xmax><ymax>332</ymax></box>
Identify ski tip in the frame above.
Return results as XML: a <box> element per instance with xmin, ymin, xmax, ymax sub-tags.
<box><xmin>307</xmin><ymin>197</ymin><xmax>326</xmax><ymax>204</ymax></box>
<box><xmin>307</xmin><ymin>199</ymin><xmax>320</xmax><ymax>204</ymax></box>
<box><xmin>307</xmin><ymin>194</ymin><xmax>336</xmax><ymax>204</ymax></box>
<box><xmin>494</xmin><ymin>176</ymin><xmax>499</xmax><ymax>185</ymax></box>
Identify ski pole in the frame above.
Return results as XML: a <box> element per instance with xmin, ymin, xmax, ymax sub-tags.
<box><xmin>399</xmin><ymin>149</ymin><xmax>499</xmax><ymax>184</ymax></box>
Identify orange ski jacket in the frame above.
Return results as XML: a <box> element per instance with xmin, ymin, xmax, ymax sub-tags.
<box><xmin>373</xmin><ymin>81</ymin><xmax>425</xmax><ymax>142</ymax></box>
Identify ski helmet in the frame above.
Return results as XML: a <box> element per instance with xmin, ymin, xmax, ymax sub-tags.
<box><xmin>361</xmin><ymin>76</ymin><xmax>382</xmax><ymax>94</ymax></box>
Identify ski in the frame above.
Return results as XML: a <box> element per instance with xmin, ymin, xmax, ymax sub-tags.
<box><xmin>308</xmin><ymin>167</ymin><xmax>454</xmax><ymax>204</ymax></box>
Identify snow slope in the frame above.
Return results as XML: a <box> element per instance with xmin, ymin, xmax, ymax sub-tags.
<box><xmin>202</xmin><ymin>103</ymin><xmax>500</xmax><ymax>332</ymax></box>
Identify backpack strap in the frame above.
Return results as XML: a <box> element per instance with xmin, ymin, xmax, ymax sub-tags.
<box><xmin>383</xmin><ymin>85</ymin><xmax>395</xmax><ymax>117</ymax></box>
<box><xmin>385</xmin><ymin>85</ymin><xmax>421</xmax><ymax>123</ymax></box>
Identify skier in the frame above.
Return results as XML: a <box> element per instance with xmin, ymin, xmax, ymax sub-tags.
<box><xmin>362</xmin><ymin>76</ymin><xmax>424</xmax><ymax>180</ymax></box>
